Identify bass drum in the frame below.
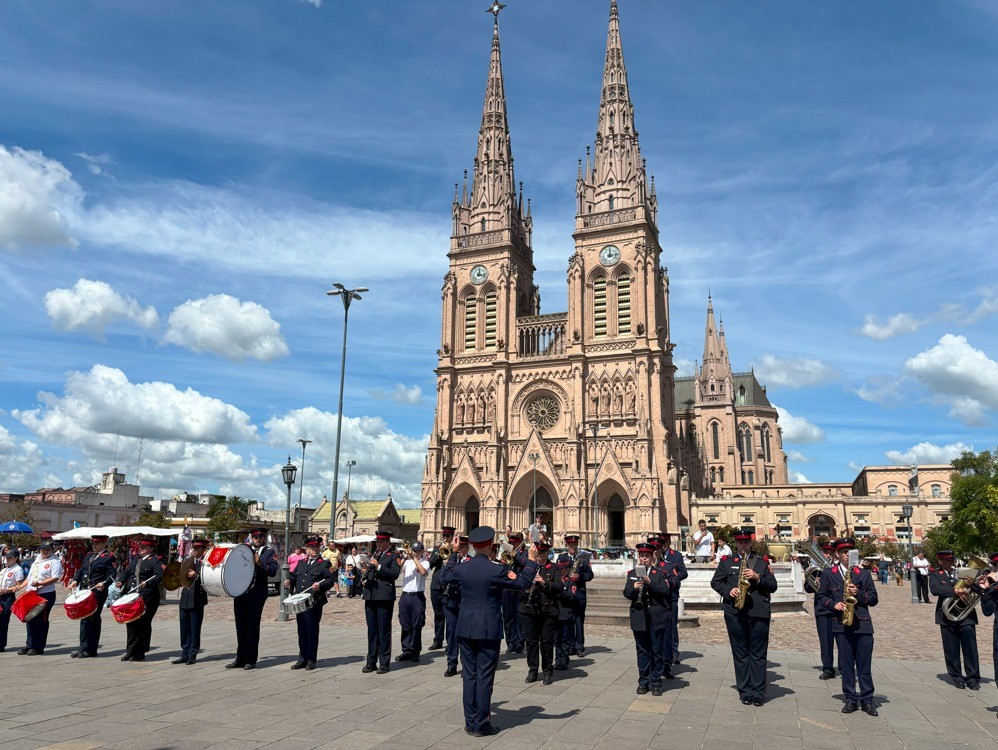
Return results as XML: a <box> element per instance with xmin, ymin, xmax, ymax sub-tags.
<box><xmin>202</xmin><ymin>543</ymin><xmax>255</xmax><ymax>598</ymax></box>
<box><xmin>111</xmin><ymin>592</ymin><xmax>146</xmax><ymax>624</ymax></box>
<box><xmin>12</xmin><ymin>591</ymin><xmax>46</xmax><ymax>622</ymax></box>
<box><xmin>64</xmin><ymin>588</ymin><xmax>99</xmax><ymax>620</ymax></box>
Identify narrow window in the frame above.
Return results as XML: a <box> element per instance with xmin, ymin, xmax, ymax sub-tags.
<box><xmin>464</xmin><ymin>296</ymin><xmax>477</xmax><ymax>351</ymax></box>
<box><xmin>484</xmin><ymin>292</ymin><xmax>497</xmax><ymax>349</ymax></box>
<box><xmin>711</xmin><ymin>422</ymin><xmax>720</xmax><ymax>460</ymax></box>
<box><xmin>888</xmin><ymin>485</ymin><xmax>897</xmax><ymax>496</ymax></box>
<box><xmin>718</xmin><ymin>467</ymin><xmax>724</xmax><ymax>483</ymax></box>
<box><xmin>480</xmin><ymin>218</ymin><xmax>486</xmax><ymax>232</ymax></box>
<box><xmin>931</xmin><ymin>484</ymin><xmax>941</xmax><ymax>498</ymax></box>
<box><xmin>616</xmin><ymin>276</ymin><xmax>631</xmax><ymax>334</ymax></box>
<box><xmin>710</xmin><ymin>466</ymin><xmax>716</xmax><ymax>484</ymax></box>
<box><xmin>608</xmin><ymin>195</ymin><xmax>615</xmax><ymax>211</ymax></box>
<box><xmin>747</xmin><ymin>471</ymin><xmax>754</xmax><ymax>486</ymax></box>
<box><xmin>762</xmin><ymin>425</ymin><xmax>772</xmax><ymax>463</ymax></box>
<box><xmin>593</xmin><ymin>277</ymin><xmax>607</xmax><ymax>336</ymax></box>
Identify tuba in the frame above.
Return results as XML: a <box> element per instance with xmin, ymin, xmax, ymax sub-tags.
<box><xmin>734</xmin><ymin>554</ymin><xmax>750</xmax><ymax>609</ymax></box>
<box><xmin>942</xmin><ymin>554</ymin><xmax>990</xmax><ymax>623</ymax></box>
<box><xmin>799</xmin><ymin>540</ymin><xmax>832</xmax><ymax>591</ymax></box>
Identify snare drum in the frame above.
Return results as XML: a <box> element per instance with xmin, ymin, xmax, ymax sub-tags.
<box><xmin>202</xmin><ymin>543</ymin><xmax>255</xmax><ymax>598</ymax></box>
<box><xmin>12</xmin><ymin>590</ymin><xmax>46</xmax><ymax>622</ymax></box>
<box><xmin>111</xmin><ymin>592</ymin><xmax>146</xmax><ymax>624</ymax></box>
<box><xmin>64</xmin><ymin>588</ymin><xmax>99</xmax><ymax>620</ymax></box>
<box><xmin>284</xmin><ymin>591</ymin><xmax>316</xmax><ymax>616</ymax></box>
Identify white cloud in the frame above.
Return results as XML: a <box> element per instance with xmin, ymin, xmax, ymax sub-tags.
<box><xmin>858</xmin><ymin>312</ymin><xmax>922</xmax><ymax>341</ymax></box>
<box><xmin>13</xmin><ymin>364</ymin><xmax>258</xmax><ymax>446</ymax></box>
<box><xmin>884</xmin><ymin>441</ymin><xmax>973</xmax><ymax>466</ymax></box>
<box><xmin>297</xmin><ymin>0</ymin><xmax>321</xmax><ymax>7</ymax></box>
<box><xmin>163</xmin><ymin>294</ymin><xmax>289</xmax><ymax>362</ymax></box>
<box><xmin>674</xmin><ymin>357</ymin><xmax>695</xmax><ymax>377</ymax></box>
<box><xmin>775</xmin><ymin>406</ymin><xmax>825</xmax><ymax>444</ymax></box>
<box><xmin>75</xmin><ymin>152</ymin><xmax>115</xmax><ymax>177</ymax></box>
<box><xmin>856</xmin><ymin>375</ymin><xmax>910</xmax><ymax>407</ymax></box>
<box><xmin>753</xmin><ymin>354</ymin><xmax>838</xmax><ymax>389</ymax></box>
<box><xmin>44</xmin><ymin>278</ymin><xmax>159</xmax><ymax>340</ymax></box>
<box><xmin>904</xmin><ymin>334</ymin><xmax>998</xmax><ymax>425</ymax></box>
<box><xmin>371</xmin><ymin>384</ymin><xmax>422</xmax><ymax>405</ymax></box>
<box><xmin>0</xmin><ymin>145</ymin><xmax>81</xmax><ymax>251</ymax></box>
<box><xmin>787</xmin><ymin>450</ymin><xmax>812</xmax><ymax>463</ymax></box>
<box><xmin>789</xmin><ymin>470</ymin><xmax>811</xmax><ymax>484</ymax></box>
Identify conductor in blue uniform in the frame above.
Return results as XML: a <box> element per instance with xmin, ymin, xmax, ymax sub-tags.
<box><xmin>441</xmin><ymin>525</ymin><xmax>540</xmax><ymax>738</ymax></box>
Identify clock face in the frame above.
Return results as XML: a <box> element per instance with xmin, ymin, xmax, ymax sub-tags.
<box><xmin>599</xmin><ymin>245</ymin><xmax>621</xmax><ymax>266</ymax></box>
<box><xmin>470</xmin><ymin>265</ymin><xmax>488</xmax><ymax>285</ymax></box>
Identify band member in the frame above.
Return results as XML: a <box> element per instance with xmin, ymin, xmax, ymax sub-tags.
<box><xmin>560</xmin><ymin>535</ymin><xmax>593</xmax><ymax>657</ymax></box>
<box><xmin>286</xmin><ymin>535</ymin><xmax>336</xmax><ymax>670</ymax></box>
<box><xmin>397</xmin><ymin>542</ymin><xmax>428</xmax><ymax>662</ymax></box>
<box><xmin>626</xmin><ymin>542</ymin><xmax>675</xmax><ymax>696</ymax></box>
<box><xmin>502</xmin><ymin>532</ymin><xmax>526</xmax><ymax>654</ymax></box>
<box><xmin>554</xmin><ymin>555</ymin><xmax>575</xmax><ymax>671</ymax></box>
<box><xmin>441</xmin><ymin>525</ymin><xmax>540</xmax><ymax>737</ymax></box>
<box><xmin>978</xmin><ymin>553</ymin><xmax>998</xmax><ymax>704</ymax></box>
<box><xmin>710</xmin><ymin>531</ymin><xmax>778</xmax><ymax>706</ymax></box>
<box><xmin>0</xmin><ymin>549</ymin><xmax>24</xmax><ymax>652</ymax></box>
<box><xmin>228</xmin><ymin>527</ymin><xmax>278</xmax><ymax>670</ymax></box>
<box><xmin>362</xmin><ymin>530</ymin><xmax>401</xmax><ymax>674</ymax></box>
<box><xmin>428</xmin><ymin>525</ymin><xmax>455</xmax><ymax>650</ymax></box>
<box><xmin>818</xmin><ymin>538</ymin><xmax>878</xmax><ymax>715</ymax></box>
<box><xmin>659</xmin><ymin>533</ymin><xmax>688</xmax><ymax>667</ymax></box>
<box><xmin>174</xmin><ymin>537</ymin><xmax>208</xmax><ymax>665</ymax></box>
<box><xmin>115</xmin><ymin>536</ymin><xmax>165</xmax><ymax>662</ymax></box>
<box><xmin>68</xmin><ymin>533</ymin><xmax>117</xmax><ymax>659</ymax></box>
<box><xmin>443</xmin><ymin>535</ymin><xmax>470</xmax><ymax>677</ymax></box>
<box><xmin>804</xmin><ymin>541</ymin><xmax>837</xmax><ymax>679</ymax></box>
<box><xmin>14</xmin><ymin>541</ymin><xmax>62</xmax><ymax>656</ymax></box>
<box><xmin>929</xmin><ymin>550</ymin><xmax>981</xmax><ymax>690</ymax></box>
<box><xmin>519</xmin><ymin>540</ymin><xmax>561</xmax><ymax>684</ymax></box>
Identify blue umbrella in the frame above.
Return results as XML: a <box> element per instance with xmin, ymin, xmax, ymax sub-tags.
<box><xmin>1</xmin><ymin>521</ymin><xmax>33</xmax><ymax>533</ymax></box>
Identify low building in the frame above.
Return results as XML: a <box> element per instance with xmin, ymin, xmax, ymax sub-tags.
<box><xmin>309</xmin><ymin>492</ymin><xmax>420</xmax><ymax>542</ymax></box>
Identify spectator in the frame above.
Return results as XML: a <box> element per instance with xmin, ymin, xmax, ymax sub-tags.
<box><xmin>878</xmin><ymin>562</ymin><xmax>889</xmax><ymax>585</ymax></box>
<box><xmin>715</xmin><ymin>538</ymin><xmax>732</xmax><ymax>561</ymax></box>
<box><xmin>321</xmin><ymin>541</ymin><xmax>342</xmax><ymax>598</ymax></box>
<box><xmin>287</xmin><ymin>547</ymin><xmax>306</xmax><ymax>574</ymax></box>
<box><xmin>528</xmin><ymin>515</ymin><xmax>547</xmax><ymax>545</ymax></box>
<box><xmin>345</xmin><ymin>546</ymin><xmax>363</xmax><ymax>597</ymax></box>
<box><xmin>692</xmin><ymin>520</ymin><xmax>715</xmax><ymax>563</ymax></box>
<box><xmin>912</xmin><ymin>552</ymin><xmax>930</xmax><ymax>603</ymax></box>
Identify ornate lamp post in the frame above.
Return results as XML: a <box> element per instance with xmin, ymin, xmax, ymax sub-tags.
<box><xmin>902</xmin><ymin>502</ymin><xmax>918</xmax><ymax>604</ymax></box>
<box><xmin>278</xmin><ymin>456</ymin><xmax>297</xmax><ymax>622</ymax></box>
<box><xmin>326</xmin><ymin>283</ymin><xmax>367</xmax><ymax>542</ymax></box>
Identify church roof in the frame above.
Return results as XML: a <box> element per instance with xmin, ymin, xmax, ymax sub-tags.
<box><xmin>309</xmin><ymin>498</ymin><xmax>392</xmax><ymax>523</ymax></box>
<box><xmin>674</xmin><ymin>371</ymin><xmax>774</xmax><ymax>412</ymax></box>
<box><xmin>397</xmin><ymin>509</ymin><xmax>421</xmax><ymax>524</ymax></box>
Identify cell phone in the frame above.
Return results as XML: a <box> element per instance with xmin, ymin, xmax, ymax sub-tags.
<box><xmin>848</xmin><ymin>550</ymin><xmax>859</xmax><ymax>568</ymax></box>
<box><xmin>634</xmin><ymin>565</ymin><xmax>647</xmax><ymax>578</ymax></box>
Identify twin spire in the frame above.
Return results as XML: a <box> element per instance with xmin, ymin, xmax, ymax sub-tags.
<box><xmin>700</xmin><ymin>294</ymin><xmax>732</xmax><ymax>386</ymax></box>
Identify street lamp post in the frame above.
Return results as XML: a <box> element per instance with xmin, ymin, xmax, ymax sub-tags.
<box><xmin>902</xmin><ymin>502</ymin><xmax>918</xmax><ymax>604</ymax></box>
<box><xmin>326</xmin><ymin>283</ymin><xmax>368</xmax><ymax>542</ymax></box>
<box><xmin>528</xmin><ymin>452</ymin><xmax>539</xmax><ymax>537</ymax></box>
<box><xmin>297</xmin><ymin>439</ymin><xmax>311</xmax><ymax>537</ymax></box>
<box><xmin>278</xmin><ymin>456</ymin><xmax>298</xmax><ymax>622</ymax></box>
<box><xmin>590</xmin><ymin>423</ymin><xmax>600</xmax><ymax>550</ymax></box>
<box><xmin>345</xmin><ymin>460</ymin><xmax>356</xmax><ymax>501</ymax></box>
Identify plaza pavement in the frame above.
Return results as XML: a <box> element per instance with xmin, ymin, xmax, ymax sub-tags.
<box><xmin>1</xmin><ymin>595</ymin><xmax>996</xmax><ymax>750</ymax></box>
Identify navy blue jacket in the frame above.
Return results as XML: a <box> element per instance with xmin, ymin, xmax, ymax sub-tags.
<box><xmin>929</xmin><ymin>567</ymin><xmax>980</xmax><ymax>626</ymax></box>
<box><xmin>441</xmin><ymin>553</ymin><xmax>538</xmax><ymax>640</ymax></box>
<box><xmin>362</xmin><ymin>548</ymin><xmax>401</xmax><ymax>601</ymax></box>
<box><xmin>710</xmin><ymin>553</ymin><xmax>778</xmax><ymax>619</ymax></box>
<box><xmin>817</xmin><ymin>564</ymin><xmax>878</xmax><ymax>634</ymax></box>
<box><xmin>288</xmin><ymin>555</ymin><xmax>336</xmax><ymax>603</ymax></box>
<box><xmin>73</xmin><ymin>550</ymin><xmax>117</xmax><ymax>590</ymax></box>
<box><xmin>179</xmin><ymin>556</ymin><xmax>208</xmax><ymax>610</ymax></box>
<box><xmin>981</xmin><ymin>582</ymin><xmax>997</xmax><ymax>623</ymax></box>
<box><xmin>116</xmin><ymin>554</ymin><xmax>165</xmax><ymax>605</ymax></box>
<box><xmin>428</xmin><ymin>546</ymin><xmax>448</xmax><ymax>591</ymax></box>
<box><xmin>520</xmin><ymin>560</ymin><xmax>561</xmax><ymax>616</ymax></box>
<box><xmin>659</xmin><ymin>548</ymin><xmax>688</xmax><ymax>598</ymax></box>
<box><xmin>556</xmin><ymin>550</ymin><xmax>594</xmax><ymax>591</ymax></box>
<box><xmin>804</xmin><ymin>565</ymin><xmax>834</xmax><ymax>616</ymax></box>
<box><xmin>243</xmin><ymin>546</ymin><xmax>278</xmax><ymax>594</ymax></box>
<box><xmin>624</xmin><ymin>566</ymin><xmax>673</xmax><ymax>631</ymax></box>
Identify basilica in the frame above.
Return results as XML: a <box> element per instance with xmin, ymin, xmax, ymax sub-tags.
<box><xmin>417</xmin><ymin>2</ymin><xmax>792</xmax><ymax>548</ymax></box>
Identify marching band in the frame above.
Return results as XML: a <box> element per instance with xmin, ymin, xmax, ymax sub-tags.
<box><xmin>2</xmin><ymin>526</ymin><xmax>998</xmax><ymax>737</ymax></box>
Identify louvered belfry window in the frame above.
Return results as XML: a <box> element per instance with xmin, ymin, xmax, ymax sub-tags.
<box><xmin>464</xmin><ymin>296</ymin><xmax>477</xmax><ymax>351</ymax></box>
<box><xmin>617</xmin><ymin>276</ymin><xmax>631</xmax><ymax>334</ymax></box>
<box><xmin>484</xmin><ymin>292</ymin><xmax>497</xmax><ymax>349</ymax></box>
<box><xmin>594</xmin><ymin>277</ymin><xmax>607</xmax><ymax>336</ymax></box>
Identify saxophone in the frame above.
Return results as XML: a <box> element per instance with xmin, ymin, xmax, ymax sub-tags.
<box><xmin>734</xmin><ymin>554</ymin><xmax>750</xmax><ymax>609</ymax></box>
<box><xmin>842</xmin><ymin>565</ymin><xmax>857</xmax><ymax>627</ymax></box>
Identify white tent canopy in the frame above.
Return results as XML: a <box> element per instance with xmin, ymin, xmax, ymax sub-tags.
<box><xmin>53</xmin><ymin>526</ymin><xmax>179</xmax><ymax>541</ymax></box>
<box><xmin>333</xmin><ymin>534</ymin><xmax>403</xmax><ymax>545</ymax></box>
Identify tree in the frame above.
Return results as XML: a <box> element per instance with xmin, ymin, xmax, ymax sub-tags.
<box><xmin>922</xmin><ymin>520</ymin><xmax>961</xmax><ymax>564</ymax></box>
<box><xmin>208</xmin><ymin>496</ymin><xmax>250</xmax><ymax>521</ymax></box>
<box><xmin>0</xmin><ymin>499</ymin><xmax>41</xmax><ymax>548</ymax></box>
<box><xmin>137</xmin><ymin>510</ymin><xmax>170</xmax><ymax>529</ymax></box>
<box><xmin>945</xmin><ymin>448</ymin><xmax>998</xmax><ymax>555</ymax></box>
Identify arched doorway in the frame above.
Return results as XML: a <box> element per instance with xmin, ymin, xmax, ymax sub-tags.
<box><xmin>532</xmin><ymin>486</ymin><xmax>553</xmax><ymax>542</ymax></box>
<box><xmin>464</xmin><ymin>496</ymin><xmax>480</xmax><ymax>532</ymax></box>
<box><xmin>607</xmin><ymin>494</ymin><xmax>625</xmax><ymax>547</ymax></box>
<box><xmin>808</xmin><ymin>513</ymin><xmax>836</xmax><ymax>538</ymax></box>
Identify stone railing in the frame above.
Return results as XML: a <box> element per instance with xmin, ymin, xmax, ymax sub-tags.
<box><xmin>517</xmin><ymin>313</ymin><xmax>567</xmax><ymax>358</ymax></box>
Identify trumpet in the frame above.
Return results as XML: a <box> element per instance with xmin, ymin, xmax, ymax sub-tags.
<box><xmin>400</xmin><ymin>541</ymin><xmax>412</xmax><ymax>557</ymax></box>
<box><xmin>500</xmin><ymin>535</ymin><xmax>527</xmax><ymax>566</ymax></box>
<box><xmin>437</xmin><ymin>543</ymin><xmax>451</xmax><ymax>561</ymax></box>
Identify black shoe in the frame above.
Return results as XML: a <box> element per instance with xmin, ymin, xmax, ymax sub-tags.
<box><xmin>525</xmin><ymin>670</ymin><xmax>538</xmax><ymax>684</ymax></box>
<box><xmin>17</xmin><ymin>648</ymin><xmax>29</xmax><ymax>655</ymax></box>
<box><xmin>410</xmin><ymin>654</ymin><xmax>420</xmax><ymax>663</ymax></box>
<box><xmin>967</xmin><ymin>681</ymin><xmax>980</xmax><ymax>691</ymax></box>
<box><xmin>396</xmin><ymin>653</ymin><xmax>412</xmax><ymax>662</ymax></box>
<box><xmin>465</xmin><ymin>728</ymin><xmax>474</xmax><ymax>736</ymax></box>
<box><xmin>362</xmin><ymin>665</ymin><xmax>376</xmax><ymax>673</ymax></box>
<box><xmin>186</xmin><ymin>657</ymin><xmax>196</xmax><ymax>665</ymax></box>
<box><xmin>225</xmin><ymin>660</ymin><xmax>244</xmax><ymax>669</ymax></box>
<box><xmin>306</xmin><ymin>661</ymin><xmax>316</xmax><ymax>671</ymax></box>
<box><xmin>514</xmin><ymin>647</ymin><xmax>524</xmax><ymax>654</ymax></box>
<box><xmin>741</xmin><ymin>697</ymin><xmax>753</xmax><ymax>705</ymax></box>
<box><xmin>444</xmin><ymin>666</ymin><xmax>457</xmax><ymax>677</ymax></box>
<box><xmin>860</xmin><ymin>701</ymin><xmax>878</xmax><ymax>716</ymax></box>
<box><xmin>819</xmin><ymin>670</ymin><xmax>835</xmax><ymax>680</ymax></box>
<box><xmin>542</xmin><ymin>672</ymin><xmax>553</xmax><ymax>685</ymax></box>
<box><xmin>429</xmin><ymin>642</ymin><xmax>444</xmax><ymax>650</ymax></box>
<box><xmin>954</xmin><ymin>679</ymin><xmax>966</xmax><ymax>689</ymax></box>
<box><xmin>26</xmin><ymin>649</ymin><xmax>40</xmax><ymax>655</ymax></box>
<box><xmin>291</xmin><ymin>660</ymin><xmax>307</xmax><ymax>670</ymax></box>
<box><xmin>555</xmin><ymin>663</ymin><xmax>568</xmax><ymax>671</ymax></box>
<box><xmin>121</xmin><ymin>654</ymin><xmax>133</xmax><ymax>662</ymax></box>
<box><xmin>752</xmin><ymin>698</ymin><xmax>765</xmax><ymax>707</ymax></box>
<box><xmin>651</xmin><ymin>687</ymin><xmax>663</xmax><ymax>697</ymax></box>
<box><xmin>336</xmin><ymin>593</ymin><xmax>342</xmax><ymax>598</ymax></box>
<box><xmin>662</xmin><ymin>670</ymin><xmax>674</xmax><ymax>680</ymax></box>
<box><xmin>71</xmin><ymin>650</ymin><xmax>81</xmax><ymax>658</ymax></box>
<box><xmin>673</xmin><ymin>658</ymin><xmax>681</xmax><ymax>665</ymax></box>
<box><xmin>132</xmin><ymin>655</ymin><xmax>145</xmax><ymax>661</ymax></box>
<box><xmin>79</xmin><ymin>652</ymin><xmax>93</xmax><ymax>659</ymax></box>
<box><xmin>842</xmin><ymin>701</ymin><xmax>858</xmax><ymax>714</ymax></box>
<box><xmin>505</xmin><ymin>647</ymin><xmax>515</xmax><ymax>654</ymax></box>
<box><xmin>376</xmin><ymin>666</ymin><xmax>389</xmax><ymax>674</ymax></box>
<box><xmin>243</xmin><ymin>663</ymin><xmax>255</xmax><ymax>670</ymax></box>
<box><xmin>576</xmin><ymin>648</ymin><xmax>586</xmax><ymax>657</ymax></box>
<box><xmin>172</xmin><ymin>657</ymin><xmax>188</xmax><ymax>665</ymax></box>
<box><xmin>637</xmin><ymin>685</ymin><xmax>649</xmax><ymax>695</ymax></box>
<box><xmin>473</xmin><ymin>726</ymin><xmax>500</xmax><ymax>737</ymax></box>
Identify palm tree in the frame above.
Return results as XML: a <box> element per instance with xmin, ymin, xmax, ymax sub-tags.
<box><xmin>208</xmin><ymin>496</ymin><xmax>251</xmax><ymax>521</ymax></box>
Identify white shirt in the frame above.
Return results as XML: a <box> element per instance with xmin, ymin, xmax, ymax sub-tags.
<box><xmin>1</xmin><ymin>564</ymin><xmax>24</xmax><ymax>592</ymax></box>
<box><xmin>695</xmin><ymin>530</ymin><xmax>714</xmax><ymax>556</ymax></box>
<box><xmin>401</xmin><ymin>557</ymin><xmax>428</xmax><ymax>593</ymax></box>
<box><xmin>913</xmin><ymin>556</ymin><xmax>930</xmax><ymax>576</ymax></box>
<box><xmin>528</xmin><ymin>523</ymin><xmax>546</xmax><ymax>544</ymax></box>
<box><xmin>716</xmin><ymin>543</ymin><xmax>732</xmax><ymax>559</ymax></box>
<box><xmin>27</xmin><ymin>555</ymin><xmax>63</xmax><ymax>593</ymax></box>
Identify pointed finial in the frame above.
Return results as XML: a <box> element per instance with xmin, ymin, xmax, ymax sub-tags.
<box><xmin>527</xmin><ymin>197</ymin><xmax>532</xmax><ymax>217</ymax></box>
<box><xmin>610</xmin><ymin>0</ymin><xmax>619</xmax><ymax>19</ymax></box>
<box><xmin>578</xmin><ymin>157</ymin><xmax>583</xmax><ymax>179</ymax></box>
<box><xmin>454</xmin><ymin>182</ymin><xmax>459</xmax><ymax>202</ymax></box>
<box><xmin>487</xmin><ymin>1</ymin><xmax>506</xmax><ymax>24</ymax></box>
<box><xmin>650</xmin><ymin>173</ymin><xmax>656</xmax><ymax>195</ymax></box>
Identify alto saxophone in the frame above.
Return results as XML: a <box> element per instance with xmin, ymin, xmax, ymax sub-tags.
<box><xmin>842</xmin><ymin>565</ymin><xmax>857</xmax><ymax>627</ymax></box>
<box><xmin>734</xmin><ymin>554</ymin><xmax>750</xmax><ymax>610</ymax></box>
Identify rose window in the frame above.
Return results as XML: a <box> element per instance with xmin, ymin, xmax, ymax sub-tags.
<box><xmin>525</xmin><ymin>396</ymin><xmax>560</xmax><ymax>432</ymax></box>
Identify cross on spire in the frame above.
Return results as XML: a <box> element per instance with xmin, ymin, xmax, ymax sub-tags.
<box><xmin>487</xmin><ymin>1</ymin><xmax>506</xmax><ymax>25</ymax></box>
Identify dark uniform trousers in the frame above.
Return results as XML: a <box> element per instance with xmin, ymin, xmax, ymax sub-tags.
<box><xmin>501</xmin><ymin>589</ymin><xmax>524</xmax><ymax>650</ymax></box>
<box><xmin>431</xmin><ymin>587</ymin><xmax>445</xmax><ymax>646</ymax></box>
<box><xmin>79</xmin><ymin>589</ymin><xmax>109</xmax><ymax>656</ymax></box>
<box><xmin>836</xmin><ymin>630</ymin><xmax>874</xmax><ymax>701</ymax></box>
<box><xmin>930</xmin><ymin>567</ymin><xmax>981</xmax><ymax>682</ymax></box>
<box><xmin>234</xmin><ymin>586</ymin><xmax>269</xmax><ymax>665</ymax></box>
<box><xmin>398</xmin><ymin>591</ymin><xmax>426</xmax><ymax>656</ymax></box>
<box><xmin>0</xmin><ymin>593</ymin><xmax>14</xmax><ymax>650</ymax></box>
<box><xmin>74</xmin><ymin>550</ymin><xmax>117</xmax><ymax>656</ymax></box>
<box><xmin>724</xmin><ymin>614</ymin><xmax>769</xmax><ymax>700</ymax></box>
<box><xmin>816</xmin><ymin>614</ymin><xmax>836</xmax><ymax>672</ymax></box>
<box><xmin>365</xmin><ymin>601</ymin><xmax>394</xmax><ymax>668</ymax></box>
<box><xmin>634</xmin><ymin>629</ymin><xmax>664</xmax><ymax>690</ymax></box>
<box><xmin>459</xmin><ymin>639</ymin><xmax>501</xmax><ymax>733</ymax></box>
<box><xmin>556</xmin><ymin>614</ymin><xmax>574</xmax><ymax>668</ymax></box>
<box><xmin>179</xmin><ymin>606</ymin><xmax>204</xmax><ymax>660</ymax></box>
<box><xmin>126</xmin><ymin>598</ymin><xmax>159</xmax><ymax>658</ymax></box>
<box><xmin>573</xmin><ymin>589</ymin><xmax>587</xmax><ymax>651</ymax></box>
<box><xmin>444</xmin><ymin>592</ymin><xmax>461</xmax><ymax>669</ymax></box>
<box><xmin>520</xmin><ymin>611</ymin><xmax>557</xmax><ymax>673</ymax></box>
<box><xmin>297</xmin><ymin>604</ymin><xmax>324</xmax><ymax>663</ymax></box>
<box><xmin>25</xmin><ymin>591</ymin><xmax>57</xmax><ymax>653</ymax></box>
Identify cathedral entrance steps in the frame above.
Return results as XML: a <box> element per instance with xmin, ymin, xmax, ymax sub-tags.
<box><xmin>583</xmin><ymin>580</ymin><xmax>700</xmax><ymax>628</ymax></box>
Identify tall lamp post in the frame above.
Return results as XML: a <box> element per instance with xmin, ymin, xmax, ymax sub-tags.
<box><xmin>528</xmin><ymin>452</ymin><xmax>539</xmax><ymax>538</ymax></box>
<box><xmin>278</xmin><ymin>456</ymin><xmax>297</xmax><ymax>622</ymax></box>
<box><xmin>326</xmin><ymin>283</ymin><xmax>368</xmax><ymax>543</ymax></box>
<box><xmin>345</xmin><ymin>460</ymin><xmax>356</xmax><ymax>501</ymax></box>
<box><xmin>590</xmin><ymin>423</ymin><xmax>601</xmax><ymax>550</ymax></box>
<box><xmin>297</xmin><ymin>438</ymin><xmax>311</xmax><ymax>537</ymax></box>
<box><xmin>902</xmin><ymin>502</ymin><xmax>918</xmax><ymax>604</ymax></box>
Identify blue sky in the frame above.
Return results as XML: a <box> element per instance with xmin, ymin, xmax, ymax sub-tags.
<box><xmin>1</xmin><ymin>0</ymin><xmax>996</xmax><ymax>514</ymax></box>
